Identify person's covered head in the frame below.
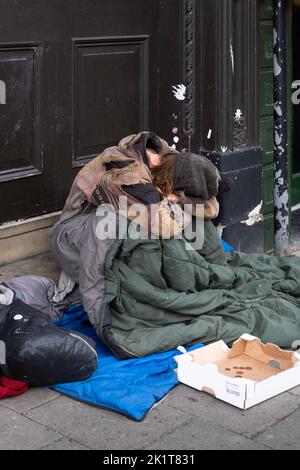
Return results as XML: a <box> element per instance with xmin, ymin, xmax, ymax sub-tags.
<box><xmin>123</xmin><ymin>131</ymin><xmax>234</xmax><ymax>205</ymax></box>
<box><xmin>151</xmin><ymin>151</ymin><xmax>235</xmax><ymax>220</ymax></box>
<box><xmin>173</xmin><ymin>152</ymin><xmax>221</xmax><ymax>200</ymax></box>
<box><xmin>152</xmin><ymin>151</ymin><xmax>234</xmax><ymax>199</ymax></box>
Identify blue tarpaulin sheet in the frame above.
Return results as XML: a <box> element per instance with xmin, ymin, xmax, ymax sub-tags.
<box><xmin>53</xmin><ymin>307</ymin><xmax>202</xmax><ymax>421</ymax></box>
<box><xmin>52</xmin><ymin>239</ymin><xmax>234</xmax><ymax>421</ymax></box>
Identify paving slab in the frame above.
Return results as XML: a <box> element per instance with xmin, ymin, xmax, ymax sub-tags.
<box><xmin>0</xmin><ymin>405</ymin><xmax>60</xmax><ymax>450</ymax></box>
<box><xmin>25</xmin><ymin>396</ymin><xmax>193</xmax><ymax>450</ymax></box>
<box><xmin>288</xmin><ymin>386</ymin><xmax>300</xmax><ymax>397</ymax></box>
<box><xmin>143</xmin><ymin>418</ymin><xmax>270</xmax><ymax>450</ymax></box>
<box><xmin>0</xmin><ymin>388</ymin><xmax>60</xmax><ymax>413</ymax></box>
<box><xmin>40</xmin><ymin>437</ymin><xmax>90</xmax><ymax>450</ymax></box>
<box><xmin>255</xmin><ymin>408</ymin><xmax>300</xmax><ymax>450</ymax></box>
<box><xmin>164</xmin><ymin>384</ymin><xmax>300</xmax><ymax>438</ymax></box>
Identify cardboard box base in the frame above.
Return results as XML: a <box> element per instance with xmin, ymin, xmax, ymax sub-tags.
<box><xmin>175</xmin><ymin>334</ymin><xmax>300</xmax><ymax>409</ymax></box>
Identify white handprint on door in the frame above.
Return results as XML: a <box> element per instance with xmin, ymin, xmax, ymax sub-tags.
<box><xmin>172</xmin><ymin>84</ymin><xmax>186</xmax><ymax>101</ymax></box>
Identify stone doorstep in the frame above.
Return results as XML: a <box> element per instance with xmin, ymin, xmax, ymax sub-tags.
<box><xmin>0</xmin><ymin>212</ymin><xmax>61</xmax><ymax>266</ymax></box>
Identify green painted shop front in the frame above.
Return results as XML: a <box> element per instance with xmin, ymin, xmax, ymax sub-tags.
<box><xmin>260</xmin><ymin>0</ymin><xmax>300</xmax><ymax>251</ymax></box>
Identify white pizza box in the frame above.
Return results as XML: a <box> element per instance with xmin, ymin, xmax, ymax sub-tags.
<box><xmin>175</xmin><ymin>334</ymin><xmax>300</xmax><ymax>409</ymax></box>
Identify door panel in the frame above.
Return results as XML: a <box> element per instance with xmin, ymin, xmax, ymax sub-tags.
<box><xmin>262</xmin><ymin>164</ymin><xmax>274</xmax><ymax>214</ymax></box>
<box><xmin>0</xmin><ymin>44</ymin><xmax>42</xmax><ymax>181</ymax></box>
<box><xmin>264</xmin><ymin>213</ymin><xmax>274</xmax><ymax>250</ymax></box>
<box><xmin>260</xmin><ymin>22</ymin><xmax>273</xmax><ymax>69</ymax></box>
<box><xmin>260</xmin><ymin>117</ymin><xmax>274</xmax><ymax>165</ymax></box>
<box><xmin>0</xmin><ymin>0</ymin><xmax>183</xmax><ymax>224</ymax></box>
<box><xmin>260</xmin><ymin>0</ymin><xmax>273</xmax><ymax>19</ymax></box>
<box><xmin>260</xmin><ymin>70</ymin><xmax>274</xmax><ymax>117</ymax></box>
<box><xmin>73</xmin><ymin>37</ymin><xmax>149</xmax><ymax>166</ymax></box>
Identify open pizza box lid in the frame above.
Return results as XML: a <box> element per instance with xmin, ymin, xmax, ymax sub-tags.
<box><xmin>175</xmin><ymin>334</ymin><xmax>300</xmax><ymax>409</ymax></box>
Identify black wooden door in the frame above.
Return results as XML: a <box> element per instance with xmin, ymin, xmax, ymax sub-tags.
<box><xmin>0</xmin><ymin>0</ymin><xmax>189</xmax><ymax>224</ymax></box>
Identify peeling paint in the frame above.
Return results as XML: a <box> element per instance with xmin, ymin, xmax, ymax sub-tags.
<box><xmin>274</xmin><ymin>55</ymin><xmax>282</xmax><ymax>77</ymax></box>
<box><xmin>241</xmin><ymin>201</ymin><xmax>264</xmax><ymax>226</ymax></box>
<box><xmin>277</xmin><ymin>145</ymin><xmax>284</xmax><ymax>153</ymax></box>
<box><xmin>274</xmin><ymin>102</ymin><xmax>283</xmax><ymax>116</ymax></box>
<box><xmin>275</xmin><ymin>130</ymin><xmax>282</xmax><ymax>145</ymax></box>
<box><xmin>273</xmin><ymin>0</ymin><xmax>289</xmax><ymax>255</ymax></box>
<box><xmin>274</xmin><ymin>188</ymin><xmax>289</xmax><ymax>243</ymax></box>
<box><xmin>274</xmin><ymin>187</ymin><xmax>288</xmax><ymax>206</ymax></box>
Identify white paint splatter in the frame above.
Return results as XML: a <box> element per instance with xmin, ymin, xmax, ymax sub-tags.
<box><xmin>173</xmin><ymin>136</ymin><xmax>179</xmax><ymax>144</ymax></box>
<box><xmin>241</xmin><ymin>201</ymin><xmax>264</xmax><ymax>226</ymax></box>
<box><xmin>207</xmin><ymin>129</ymin><xmax>212</xmax><ymax>139</ymax></box>
<box><xmin>234</xmin><ymin>109</ymin><xmax>243</xmax><ymax>122</ymax></box>
<box><xmin>172</xmin><ymin>84</ymin><xmax>186</xmax><ymax>101</ymax></box>
<box><xmin>221</xmin><ymin>146</ymin><xmax>228</xmax><ymax>153</ymax></box>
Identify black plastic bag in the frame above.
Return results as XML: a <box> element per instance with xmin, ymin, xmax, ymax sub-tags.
<box><xmin>0</xmin><ymin>299</ymin><xmax>98</xmax><ymax>386</ymax></box>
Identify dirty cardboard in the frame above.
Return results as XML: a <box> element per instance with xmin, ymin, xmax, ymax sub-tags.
<box><xmin>175</xmin><ymin>334</ymin><xmax>300</xmax><ymax>409</ymax></box>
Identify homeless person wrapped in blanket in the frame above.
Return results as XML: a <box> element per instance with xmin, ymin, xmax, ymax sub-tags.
<box><xmin>47</xmin><ymin>131</ymin><xmax>300</xmax><ymax>359</ymax></box>
<box><xmin>3</xmin><ymin>132</ymin><xmax>300</xmax><ymax>364</ymax></box>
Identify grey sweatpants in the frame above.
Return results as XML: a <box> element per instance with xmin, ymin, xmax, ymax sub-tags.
<box><xmin>51</xmin><ymin>213</ymin><xmax>113</xmax><ymax>329</ymax></box>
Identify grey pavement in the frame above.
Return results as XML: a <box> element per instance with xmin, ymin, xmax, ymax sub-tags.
<box><xmin>0</xmin><ymin>252</ymin><xmax>300</xmax><ymax>450</ymax></box>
